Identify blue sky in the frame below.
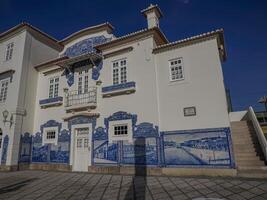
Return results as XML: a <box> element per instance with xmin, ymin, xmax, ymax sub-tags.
<box><xmin>1</xmin><ymin>0</ymin><xmax>267</xmax><ymax>111</ymax></box>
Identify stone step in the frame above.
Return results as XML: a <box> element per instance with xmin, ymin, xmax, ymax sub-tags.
<box><xmin>234</xmin><ymin>148</ymin><xmax>257</xmax><ymax>153</ymax></box>
<box><xmin>237</xmin><ymin>167</ymin><xmax>267</xmax><ymax>178</ymax></box>
<box><xmin>233</xmin><ymin>144</ymin><xmax>256</xmax><ymax>149</ymax></box>
<box><xmin>237</xmin><ymin>160</ymin><xmax>265</xmax><ymax>166</ymax></box>
<box><xmin>235</xmin><ymin>152</ymin><xmax>260</xmax><ymax>157</ymax></box>
<box><xmin>236</xmin><ymin>157</ymin><xmax>263</xmax><ymax>161</ymax></box>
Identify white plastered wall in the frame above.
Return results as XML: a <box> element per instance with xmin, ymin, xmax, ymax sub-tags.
<box><xmin>155</xmin><ymin>38</ymin><xmax>230</xmax><ymax>131</ymax></box>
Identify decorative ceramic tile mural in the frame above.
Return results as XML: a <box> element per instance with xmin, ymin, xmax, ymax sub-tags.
<box><xmin>19</xmin><ymin>133</ymin><xmax>32</xmax><ymax>163</ymax></box>
<box><xmin>161</xmin><ymin>128</ymin><xmax>234</xmax><ymax>167</ymax></box>
<box><xmin>32</xmin><ymin>121</ymin><xmax>70</xmax><ymax>164</ymax></box>
<box><xmin>93</xmin><ymin>127</ymin><xmax>119</xmax><ymax>165</ymax></box>
<box><xmin>1</xmin><ymin>135</ymin><xmax>9</xmax><ymax>164</ymax></box>
<box><xmin>121</xmin><ymin>138</ymin><xmax>158</xmax><ymax>165</ymax></box>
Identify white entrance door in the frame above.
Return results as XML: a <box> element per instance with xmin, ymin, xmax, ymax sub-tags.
<box><xmin>73</xmin><ymin>128</ymin><xmax>90</xmax><ymax>172</ymax></box>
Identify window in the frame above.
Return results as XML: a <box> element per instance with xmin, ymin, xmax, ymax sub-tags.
<box><xmin>46</xmin><ymin>130</ymin><xmax>56</xmax><ymax>139</ymax></box>
<box><xmin>0</xmin><ymin>80</ymin><xmax>9</xmax><ymax>103</ymax></box>
<box><xmin>114</xmin><ymin>125</ymin><xmax>128</xmax><ymax>136</ymax></box>
<box><xmin>77</xmin><ymin>138</ymin><xmax>83</xmax><ymax>148</ymax></box>
<box><xmin>77</xmin><ymin>70</ymin><xmax>89</xmax><ymax>94</ymax></box>
<box><xmin>48</xmin><ymin>77</ymin><xmax>59</xmax><ymax>98</ymax></box>
<box><xmin>169</xmin><ymin>58</ymin><xmax>184</xmax><ymax>81</ymax></box>
<box><xmin>5</xmin><ymin>43</ymin><xmax>14</xmax><ymax>61</ymax></box>
<box><xmin>112</xmin><ymin>59</ymin><xmax>127</xmax><ymax>85</ymax></box>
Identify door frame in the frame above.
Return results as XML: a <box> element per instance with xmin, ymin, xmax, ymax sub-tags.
<box><xmin>70</xmin><ymin>123</ymin><xmax>92</xmax><ymax>171</ymax></box>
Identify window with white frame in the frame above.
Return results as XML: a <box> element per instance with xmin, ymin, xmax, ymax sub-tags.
<box><xmin>5</xmin><ymin>43</ymin><xmax>14</xmax><ymax>61</ymax></box>
<box><xmin>78</xmin><ymin>69</ymin><xmax>89</xmax><ymax>94</ymax></box>
<box><xmin>0</xmin><ymin>79</ymin><xmax>9</xmax><ymax>103</ymax></box>
<box><xmin>112</xmin><ymin>59</ymin><xmax>127</xmax><ymax>85</ymax></box>
<box><xmin>46</xmin><ymin>130</ymin><xmax>56</xmax><ymax>139</ymax></box>
<box><xmin>43</xmin><ymin>128</ymin><xmax>58</xmax><ymax>144</ymax></box>
<box><xmin>114</xmin><ymin>124</ymin><xmax>128</xmax><ymax>136</ymax></box>
<box><xmin>169</xmin><ymin>58</ymin><xmax>184</xmax><ymax>81</ymax></box>
<box><xmin>48</xmin><ymin>77</ymin><xmax>59</xmax><ymax>98</ymax></box>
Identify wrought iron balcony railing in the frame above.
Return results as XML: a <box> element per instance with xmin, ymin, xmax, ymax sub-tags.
<box><xmin>65</xmin><ymin>87</ymin><xmax>97</xmax><ymax>109</ymax></box>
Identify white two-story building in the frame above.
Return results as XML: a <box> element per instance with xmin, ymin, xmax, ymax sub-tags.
<box><xmin>0</xmin><ymin>5</ymin><xmax>234</xmax><ymax>174</ymax></box>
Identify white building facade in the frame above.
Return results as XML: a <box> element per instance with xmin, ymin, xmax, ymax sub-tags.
<box><xmin>0</xmin><ymin>5</ymin><xmax>234</xmax><ymax>173</ymax></box>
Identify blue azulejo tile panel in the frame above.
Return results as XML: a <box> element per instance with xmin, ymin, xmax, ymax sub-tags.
<box><xmin>32</xmin><ymin>120</ymin><xmax>71</xmax><ymax>164</ymax></box>
<box><xmin>32</xmin><ymin>144</ymin><xmax>49</xmax><ymax>162</ymax></box>
<box><xmin>94</xmin><ymin>141</ymin><xmax>119</xmax><ymax>165</ymax></box>
<box><xmin>19</xmin><ymin>133</ymin><xmax>32</xmax><ymax>163</ymax></box>
<box><xmin>1</xmin><ymin>135</ymin><xmax>9</xmax><ymax>164</ymax></box>
<box><xmin>121</xmin><ymin>137</ymin><xmax>158</xmax><ymax>165</ymax></box>
<box><xmin>102</xmin><ymin>82</ymin><xmax>136</xmax><ymax>93</ymax></box>
<box><xmin>39</xmin><ymin>96</ymin><xmax>63</xmax><ymax>106</ymax></box>
<box><xmin>50</xmin><ymin>129</ymin><xmax>70</xmax><ymax>163</ymax></box>
<box><xmin>161</xmin><ymin>128</ymin><xmax>234</xmax><ymax>167</ymax></box>
<box><xmin>93</xmin><ymin>127</ymin><xmax>119</xmax><ymax>165</ymax></box>
<box><xmin>63</xmin><ymin>35</ymin><xmax>111</xmax><ymax>58</ymax></box>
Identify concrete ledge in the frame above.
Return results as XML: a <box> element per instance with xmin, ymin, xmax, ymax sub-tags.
<box><xmin>0</xmin><ymin>165</ymin><xmax>18</xmax><ymax>171</ymax></box>
<box><xmin>18</xmin><ymin>163</ymin><xmax>30</xmax><ymax>170</ymax></box>
<box><xmin>29</xmin><ymin>163</ymin><xmax>71</xmax><ymax>171</ymax></box>
<box><xmin>88</xmin><ymin>166</ymin><xmax>120</xmax><ymax>174</ymax></box>
<box><xmin>162</xmin><ymin>168</ymin><xmax>237</xmax><ymax>177</ymax></box>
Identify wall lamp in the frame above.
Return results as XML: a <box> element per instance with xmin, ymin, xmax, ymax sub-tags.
<box><xmin>2</xmin><ymin>110</ymin><xmax>13</xmax><ymax>128</ymax></box>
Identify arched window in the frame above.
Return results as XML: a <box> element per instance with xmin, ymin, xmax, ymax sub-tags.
<box><xmin>0</xmin><ymin>128</ymin><xmax>2</xmax><ymax>148</ymax></box>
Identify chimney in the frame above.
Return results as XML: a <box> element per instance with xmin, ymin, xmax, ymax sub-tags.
<box><xmin>141</xmin><ymin>4</ymin><xmax>163</xmax><ymax>29</ymax></box>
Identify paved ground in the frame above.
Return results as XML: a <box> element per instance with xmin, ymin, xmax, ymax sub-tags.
<box><xmin>0</xmin><ymin>171</ymin><xmax>267</xmax><ymax>200</ymax></box>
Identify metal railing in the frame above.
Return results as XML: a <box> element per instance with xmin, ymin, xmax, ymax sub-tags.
<box><xmin>65</xmin><ymin>87</ymin><xmax>97</xmax><ymax>108</ymax></box>
<box><xmin>248</xmin><ymin>106</ymin><xmax>267</xmax><ymax>160</ymax></box>
<box><xmin>255</xmin><ymin>111</ymin><xmax>267</xmax><ymax>125</ymax></box>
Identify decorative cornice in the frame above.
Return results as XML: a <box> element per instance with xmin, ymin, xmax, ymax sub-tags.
<box><xmin>34</xmin><ymin>56</ymin><xmax>68</xmax><ymax>71</ymax></box>
<box><xmin>0</xmin><ymin>69</ymin><xmax>15</xmax><ymax>82</ymax></box>
<box><xmin>153</xmin><ymin>29</ymin><xmax>226</xmax><ymax>61</ymax></box>
<box><xmin>95</xmin><ymin>27</ymin><xmax>168</xmax><ymax>51</ymax></box>
<box><xmin>0</xmin><ymin>22</ymin><xmax>63</xmax><ymax>51</ymax></box>
<box><xmin>59</xmin><ymin>22</ymin><xmax>114</xmax><ymax>45</ymax></box>
<box><xmin>141</xmin><ymin>4</ymin><xmax>163</xmax><ymax>18</ymax></box>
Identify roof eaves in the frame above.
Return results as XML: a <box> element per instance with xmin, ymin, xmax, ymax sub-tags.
<box><xmin>34</xmin><ymin>56</ymin><xmax>69</xmax><ymax>70</ymax></box>
<box><xmin>153</xmin><ymin>29</ymin><xmax>226</xmax><ymax>61</ymax></box>
<box><xmin>95</xmin><ymin>27</ymin><xmax>168</xmax><ymax>50</ymax></box>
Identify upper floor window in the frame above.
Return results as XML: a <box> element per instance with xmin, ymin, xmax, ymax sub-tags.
<box><xmin>0</xmin><ymin>80</ymin><xmax>9</xmax><ymax>103</ymax></box>
<box><xmin>169</xmin><ymin>58</ymin><xmax>184</xmax><ymax>81</ymax></box>
<box><xmin>5</xmin><ymin>43</ymin><xmax>14</xmax><ymax>61</ymax></box>
<box><xmin>78</xmin><ymin>69</ymin><xmax>89</xmax><ymax>94</ymax></box>
<box><xmin>112</xmin><ymin>59</ymin><xmax>127</xmax><ymax>85</ymax></box>
<box><xmin>49</xmin><ymin>77</ymin><xmax>59</xmax><ymax>98</ymax></box>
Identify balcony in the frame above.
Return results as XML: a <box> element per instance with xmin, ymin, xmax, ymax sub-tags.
<box><xmin>65</xmin><ymin>87</ymin><xmax>97</xmax><ymax>112</ymax></box>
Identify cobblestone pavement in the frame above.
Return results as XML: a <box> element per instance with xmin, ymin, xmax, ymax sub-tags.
<box><xmin>0</xmin><ymin>171</ymin><xmax>267</xmax><ymax>200</ymax></box>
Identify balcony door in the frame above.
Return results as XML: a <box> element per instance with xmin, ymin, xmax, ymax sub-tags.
<box><xmin>73</xmin><ymin>128</ymin><xmax>91</xmax><ymax>172</ymax></box>
<box><xmin>77</xmin><ymin>69</ymin><xmax>89</xmax><ymax>94</ymax></box>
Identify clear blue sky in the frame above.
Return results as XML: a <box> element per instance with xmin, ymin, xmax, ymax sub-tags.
<box><xmin>1</xmin><ymin>0</ymin><xmax>267</xmax><ymax>111</ymax></box>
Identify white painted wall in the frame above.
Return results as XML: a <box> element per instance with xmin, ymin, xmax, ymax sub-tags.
<box><xmin>155</xmin><ymin>38</ymin><xmax>230</xmax><ymax>131</ymax></box>
<box><xmin>229</xmin><ymin>111</ymin><xmax>247</xmax><ymax>122</ymax></box>
<box><xmin>96</xmin><ymin>36</ymin><xmax>160</xmax><ymax>134</ymax></box>
<box><xmin>0</xmin><ymin>29</ymin><xmax>60</xmax><ymax>166</ymax></box>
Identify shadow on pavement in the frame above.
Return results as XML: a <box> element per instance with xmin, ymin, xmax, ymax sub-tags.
<box><xmin>124</xmin><ymin>137</ymin><xmax>147</xmax><ymax>200</ymax></box>
<box><xmin>0</xmin><ymin>178</ymin><xmax>37</xmax><ymax>194</ymax></box>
